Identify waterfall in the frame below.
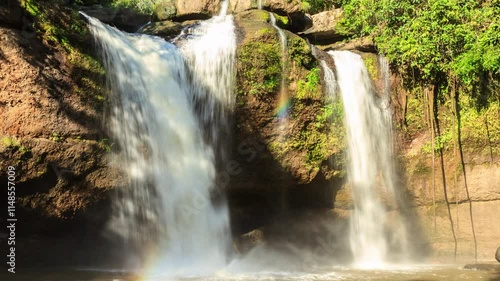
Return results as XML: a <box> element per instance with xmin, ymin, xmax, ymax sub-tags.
<box><xmin>219</xmin><ymin>0</ymin><xmax>229</xmax><ymax>16</ymax></box>
<box><xmin>321</xmin><ymin>60</ymin><xmax>337</xmax><ymax>98</ymax></box>
<box><xmin>269</xmin><ymin>13</ymin><xmax>287</xmax><ymax>55</ymax></box>
<box><xmin>328</xmin><ymin>51</ymin><xmax>408</xmax><ymax>268</ymax></box>
<box><xmin>82</xmin><ymin>1</ymin><xmax>235</xmax><ymax>275</ymax></box>
<box><xmin>177</xmin><ymin>6</ymin><xmax>237</xmax><ymax>175</ymax></box>
<box><xmin>269</xmin><ymin>13</ymin><xmax>289</xmax><ymax>122</ymax></box>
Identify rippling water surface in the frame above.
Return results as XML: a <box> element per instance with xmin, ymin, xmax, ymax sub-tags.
<box><xmin>3</xmin><ymin>265</ymin><xmax>499</xmax><ymax>281</ymax></box>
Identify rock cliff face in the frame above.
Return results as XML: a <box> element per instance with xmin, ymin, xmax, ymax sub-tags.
<box><xmin>228</xmin><ymin>9</ymin><xmax>345</xmax><ymax>234</ymax></box>
<box><xmin>0</xmin><ymin>2</ymin><xmax>124</xmax><ymax>265</ymax></box>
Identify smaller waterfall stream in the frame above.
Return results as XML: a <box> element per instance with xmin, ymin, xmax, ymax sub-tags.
<box><xmin>269</xmin><ymin>13</ymin><xmax>290</xmax><ymax>122</ymax></box>
<box><xmin>329</xmin><ymin>51</ymin><xmax>409</xmax><ymax>268</ymax></box>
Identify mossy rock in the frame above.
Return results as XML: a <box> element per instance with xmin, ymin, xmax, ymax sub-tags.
<box><xmin>153</xmin><ymin>0</ymin><xmax>177</xmax><ymax>21</ymax></box>
<box><xmin>233</xmin><ymin>9</ymin><xmax>345</xmax><ymax>184</ymax></box>
<box><xmin>140</xmin><ymin>20</ymin><xmax>183</xmax><ymax>38</ymax></box>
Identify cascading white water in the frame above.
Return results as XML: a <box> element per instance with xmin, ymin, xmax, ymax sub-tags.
<box><xmin>269</xmin><ymin>13</ymin><xmax>287</xmax><ymax>55</ymax></box>
<box><xmin>321</xmin><ymin>60</ymin><xmax>337</xmax><ymax>98</ymax></box>
<box><xmin>177</xmin><ymin>9</ymin><xmax>236</xmax><ymax>167</ymax></box>
<box><xmin>329</xmin><ymin>51</ymin><xmax>407</xmax><ymax>268</ymax></box>
<box><xmin>269</xmin><ymin>13</ymin><xmax>290</xmax><ymax>122</ymax></box>
<box><xmin>83</xmin><ymin>0</ymin><xmax>235</xmax><ymax>275</ymax></box>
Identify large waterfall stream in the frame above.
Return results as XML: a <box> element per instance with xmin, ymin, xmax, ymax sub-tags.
<box><xmin>83</xmin><ymin>1</ymin><xmax>235</xmax><ymax>276</ymax></box>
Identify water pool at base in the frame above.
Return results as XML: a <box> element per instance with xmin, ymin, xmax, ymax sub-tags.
<box><xmin>2</xmin><ymin>265</ymin><xmax>499</xmax><ymax>281</ymax></box>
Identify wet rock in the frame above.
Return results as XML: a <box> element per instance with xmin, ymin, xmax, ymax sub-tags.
<box><xmin>299</xmin><ymin>9</ymin><xmax>345</xmax><ymax>45</ymax></box>
<box><xmin>464</xmin><ymin>263</ymin><xmax>500</xmax><ymax>271</ymax></box>
<box><xmin>235</xmin><ymin>229</ymin><xmax>264</xmax><ymax>254</ymax></box>
<box><xmin>140</xmin><ymin>20</ymin><xmax>183</xmax><ymax>39</ymax></box>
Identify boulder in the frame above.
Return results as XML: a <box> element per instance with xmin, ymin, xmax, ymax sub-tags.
<box><xmin>321</xmin><ymin>36</ymin><xmax>376</xmax><ymax>53</ymax></box>
<box><xmin>299</xmin><ymin>9</ymin><xmax>344</xmax><ymax>45</ymax></box>
<box><xmin>153</xmin><ymin>0</ymin><xmax>177</xmax><ymax>21</ymax></box>
<box><xmin>173</xmin><ymin>0</ymin><xmax>220</xmax><ymax>20</ymax></box>
<box><xmin>229</xmin><ymin>0</ymin><xmax>303</xmax><ymax>16</ymax></box>
<box><xmin>259</xmin><ymin>0</ymin><xmax>310</xmax><ymax>32</ymax></box>
<box><xmin>228</xmin><ymin>0</ymin><xmax>255</xmax><ymax>13</ymax></box>
<box><xmin>235</xmin><ymin>229</ymin><xmax>264</xmax><ymax>254</ymax></box>
<box><xmin>496</xmin><ymin>246</ymin><xmax>500</xmax><ymax>263</ymax></box>
<box><xmin>140</xmin><ymin>20</ymin><xmax>198</xmax><ymax>40</ymax></box>
<box><xmin>78</xmin><ymin>6</ymin><xmax>150</xmax><ymax>32</ymax></box>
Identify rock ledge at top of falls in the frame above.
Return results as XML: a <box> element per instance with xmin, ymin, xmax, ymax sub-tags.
<box><xmin>153</xmin><ymin>0</ymin><xmax>311</xmax><ymax>31</ymax></box>
<box><xmin>298</xmin><ymin>9</ymin><xmax>345</xmax><ymax>45</ymax></box>
<box><xmin>321</xmin><ymin>37</ymin><xmax>376</xmax><ymax>53</ymax></box>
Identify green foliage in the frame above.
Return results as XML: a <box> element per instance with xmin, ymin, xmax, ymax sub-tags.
<box><xmin>22</xmin><ymin>0</ymin><xmax>106</xmax><ymax>107</ymax></box>
<box><xmin>110</xmin><ymin>0</ymin><xmax>159</xmax><ymax>13</ymax></box>
<box><xmin>99</xmin><ymin>138</ymin><xmax>113</xmax><ymax>152</ymax></box>
<box><xmin>422</xmin><ymin>130</ymin><xmax>453</xmax><ymax>153</ymax></box>
<box><xmin>457</xmin><ymin>94</ymin><xmax>500</xmax><ymax>153</ymax></box>
<box><xmin>237</xmin><ymin>41</ymin><xmax>282</xmax><ymax>96</ymax></box>
<box><xmin>404</xmin><ymin>92</ymin><xmax>426</xmax><ymax>136</ymax></box>
<box><xmin>316</xmin><ymin>99</ymin><xmax>343</xmax><ymax>128</ymax></box>
<box><xmin>340</xmin><ymin>0</ymin><xmax>500</xmax><ymax>155</ymax></box>
<box><xmin>297</xmin><ymin>67</ymin><xmax>321</xmax><ymax>100</ymax></box>
<box><xmin>288</xmin><ymin>36</ymin><xmax>315</xmax><ymax>69</ymax></box>
<box><xmin>339</xmin><ymin>0</ymin><xmax>499</xmax><ymax>87</ymax></box>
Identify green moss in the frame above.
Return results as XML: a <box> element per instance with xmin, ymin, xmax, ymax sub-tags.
<box><xmin>1</xmin><ymin>137</ymin><xmax>20</xmax><ymax>148</ymax></box>
<box><xmin>258</xmin><ymin>28</ymin><xmax>275</xmax><ymax>36</ymax></box>
<box><xmin>51</xmin><ymin>133</ymin><xmax>64</xmax><ymax>143</ymax></box>
<box><xmin>272</xmin><ymin>101</ymin><xmax>346</xmax><ymax>169</ymax></box>
<box><xmin>256</xmin><ymin>10</ymin><xmax>271</xmax><ymax>21</ymax></box>
<box><xmin>237</xmin><ymin>41</ymin><xmax>282</xmax><ymax>96</ymax></box>
<box><xmin>272</xmin><ymin>13</ymin><xmax>290</xmax><ymax>28</ymax></box>
<box><xmin>19</xmin><ymin>146</ymin><xmax>31</xmax><ymax>155</ymax></box>
<box><xmin>315</xmin><ymin>99</ymin><xmax>344</xmax><ymax>129</ymax></box>
<box><xmin>288</xmin><ymin>36</ymin><xmax>315</xmax><ymax>69</ymax></box>
<box><xmin>299</xmin><ymin>1</ymin><xmax>311</xmax><ymax>12</ymax></box>
<box><xmin>361</xmin><ymin>54</ymin><xmax>378</xmax><ymax>83</ymax></box>
<box><xmin>296</xmin><ymin>67</ymin><xmax>321</xmax><ymax>100</ymax></box>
